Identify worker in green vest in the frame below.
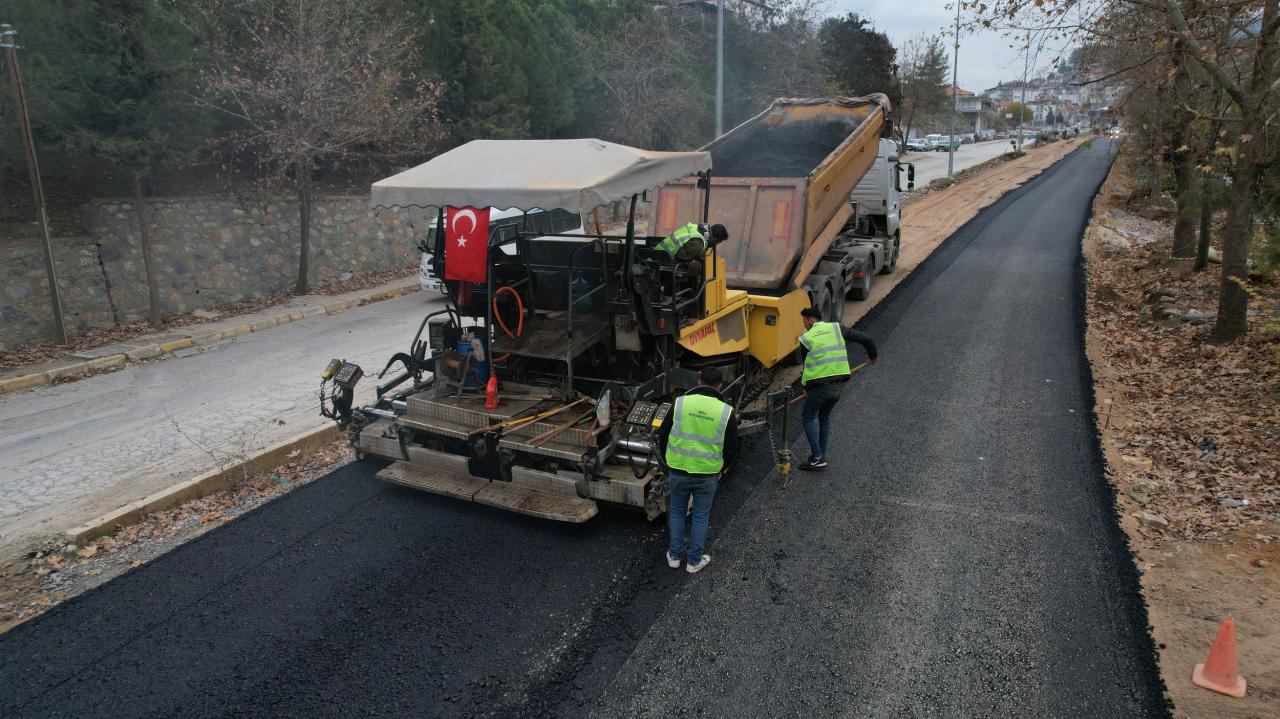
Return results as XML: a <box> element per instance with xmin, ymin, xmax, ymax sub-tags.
<box><xmin>655</xmin><ymin>223</ymin><xmax>730</xmax><ymax>309</ymax></box>
<box><xmin>795</xmin><ymin>306</ymin><xmax>878</xmax><ymax>471</ymax></box>
<box><xmin>657</xmin><ymin>366</ymin><xmax>739</xmax><ymax>574</ymax></box>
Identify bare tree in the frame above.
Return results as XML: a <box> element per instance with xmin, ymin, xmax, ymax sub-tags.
<box><xmin>897</xmin><ymin>34</ymin><xmax>950</xmax><ymax>148</ymax></box>
<box><xmin>978</xmin><ymin>0</ymin><xmax>1279</xmax><ymax>342</ymax></box>
<box><xmin>197</xmin><ymin>0</ymin><xmax>443</xmax><ymax>293</ymax></box>
<box><xmin>575</xmin><ymin>15</ymin><xmax>702</xmax><ymax>149</ymax></box>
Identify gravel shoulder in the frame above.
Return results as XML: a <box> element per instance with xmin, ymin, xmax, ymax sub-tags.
<box><xmin>1082</xmin><ymin>149</ymin><xmax>1279</xmax><ymax>718</ymax></box>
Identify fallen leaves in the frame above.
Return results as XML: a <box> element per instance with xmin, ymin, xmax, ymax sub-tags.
<box><xmin>1086</xmin><ymin>157</ymin><xmax>1280</xmax><ymax>546</ymax></box>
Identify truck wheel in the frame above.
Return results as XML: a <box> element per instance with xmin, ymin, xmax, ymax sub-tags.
<box><xmin>826</xmin><ymin>283</ymin><xmax>844</xmax><ymax>323</ymax></box>
<box><xmin>881</xmin><ymin>233</ymin><xmax>900</xmax><ymax>275</ymax></box>
<box><xmin>850</xmin><ymin>270</ymin><xmax>872</xmax><ymax>301</ymax></box>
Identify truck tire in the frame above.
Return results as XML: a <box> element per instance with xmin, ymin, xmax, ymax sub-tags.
<box><xmin>826</xmin><ymin>283</ymin><xmax>845</xmax><ymax>323</ymax></box>
<box><xmin>881</xmin><ymin>233</ymin><xmax>900</xmax><ymax>275</ymax></box>
<box><xmin>850</xmin><ymin>269</ymin><xmax>872</xmax><ymax>300</ymax></box>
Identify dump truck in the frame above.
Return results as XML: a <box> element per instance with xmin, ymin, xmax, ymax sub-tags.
<box><xmin>649</xmin><ymin>96</ymin><xmax>913</xmax><ymax>321</ymax></box>
<box><xmin>321</xmin><ymin>96</ymin><xmax>905</xmax><ymax>523</ymax></box>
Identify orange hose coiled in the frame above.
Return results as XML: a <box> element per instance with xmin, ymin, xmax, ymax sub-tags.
<box><xmin>492</xmin><ymin>286</ymin><xmax>524</xmax><ymax>362</ymax></box>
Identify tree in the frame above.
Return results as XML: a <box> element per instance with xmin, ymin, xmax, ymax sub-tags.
<box><xmin>62</xmin><ymin>1</ymin><xmax>210</xmax><ymax>324</ymax></box>
<box><xmin>977</xmin><ymin>0</ymin><xmax>1280</xmax><ymax>342</ymax></box>
<box><xmin>575</xmin><ymin>9</ymin><xmax>703</xmax><ymax>149</ymax></box>
<box><xmin>1005</xmin><ymin>102</ymin><xmax>1034</xmax><ymax>125</ymax></box>
<box><xmin>197</xmin><ymin>0</ymin><xmax>443</xmax><ymax>294</ymax></box>
<box><xmin>818</xmin><ymin>13</ymin><xmax>898</xmax><ymax>103</ymax></box>
<box><xmin>897</xmin><ymin>35</ymin><xmax>949</xmax><ymax>147</ymax></box>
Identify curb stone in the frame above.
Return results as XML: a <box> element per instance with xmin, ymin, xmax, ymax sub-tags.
<box><xmin>0</xmin><ymin>282</ymin><xmax>419</xmax><ymax>395</ymax></box>
<box><xmin>63</xmin><ymin>424</ymin><xmax>340</xmax><ymax>544</ymax></box>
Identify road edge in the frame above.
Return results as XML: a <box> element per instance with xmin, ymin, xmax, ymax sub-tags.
<box><xmin>62</xmin><ymin>424</ymin><xmax>339</xmax><ymax>544</ymax></box>
<box><xmin>0</xmin><ymin>282</ymin><xmax>419</xmax><ymax>395</ymax></box>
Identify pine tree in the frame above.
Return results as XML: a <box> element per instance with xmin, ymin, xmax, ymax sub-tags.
<box><xmin>817</xmin><ymin>14</ymin><xmax>898</xmax><ymax>105</ymax></box>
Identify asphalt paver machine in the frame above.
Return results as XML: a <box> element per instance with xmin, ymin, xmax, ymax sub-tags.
<box><xmin>323</xmin><ymin>97</ymin><xmax>891</xmax><ymax>523</ymax></box>
<box><xmin>320</xmin><ymin>138</ymin><xmax>798</xmax><ymax>522</ymax></box>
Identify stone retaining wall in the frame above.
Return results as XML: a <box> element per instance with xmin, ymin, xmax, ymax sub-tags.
<box><xmin>1</xmin><ymin>237</ymin><xmax>117</xmax><ymax>349</ymax></box>
<box><xmin>0</xmin><ymin>195</ymin><xmax>425</xmax><ymax>349</ymax></box>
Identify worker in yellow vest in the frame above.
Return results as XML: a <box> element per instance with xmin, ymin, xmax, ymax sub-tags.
<box><xmin>657</xmin><ymin>366</ymin><xmax>738</xmax><ymax>573</ymax></box>
<box><xmin>655</xmin><ymin>223</ymin><xmax>731</xmax><ymax>309</ymax></box>
<box><xmin>795</xmin><ymin>306</ymin><xmax>878</xmax><ymax>471</ymax></box>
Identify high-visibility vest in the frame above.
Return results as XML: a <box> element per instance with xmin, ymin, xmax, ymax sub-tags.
<box><xmin>665</xmin><ymin>392</ymin><xmax>733</xmax><ymax>474</ymax></box>
<box><xmin>656</xmin><ymin>222</ymin><xmax>705</xmax><ymax>259</ymax></box>
<box><xmin>799</xmin><ymin>321</ymin><xmax>851</xmax><ymax>385</ymax></box>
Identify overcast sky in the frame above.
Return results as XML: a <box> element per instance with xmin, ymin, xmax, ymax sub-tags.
<box><xmin>827</xmin><ymin>0</ymin><xmax>1047</xmax><ymax>92</ymax></box>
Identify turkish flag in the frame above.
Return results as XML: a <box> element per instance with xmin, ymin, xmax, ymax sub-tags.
<box><xmin>444</xmin><ymin>206</ymin><xmax>489</xmax><ymax>282</ymax></box>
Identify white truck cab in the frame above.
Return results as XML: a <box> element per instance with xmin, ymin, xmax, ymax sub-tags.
<box><xmin>418</xmin><ymin>207</ymin><xmax>584</xmax><ymax>293</ymax></box>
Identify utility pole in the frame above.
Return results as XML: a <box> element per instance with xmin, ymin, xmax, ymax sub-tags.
<box><xmin>947</xmin><ymin>0</ymin><xmax>961</xmax><ymax>176</ymax></box>
<box><xmin>1017</xmin><ymin>28</ymin><xmax>1030</xmax><ymax>153</ymax></box>
<box><xmin>715</xmin><ymin>0</ymin><xmax>724</xmax><ymax>137</ymax></box>
<box><xmin>2</xmin><ymin>24</ymin><xmax>67</xmax><ymax>344</ymax></box>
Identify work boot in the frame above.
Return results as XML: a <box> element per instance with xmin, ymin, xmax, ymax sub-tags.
<box><xmin>798</xmin><ymin>456</ymin><xmax>828</xmax><ymax>471</ymax></box>
<box><xmin>686</xmin><ymin>554</ymin><xmax>712</xmax><ymax>574</ymax></box>
<box><xmin>666</xmin><ymin>551</ymin><xmax>681</xmax><ymax>569</ymax></box>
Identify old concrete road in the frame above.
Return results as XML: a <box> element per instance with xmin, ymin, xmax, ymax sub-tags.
<box><xmin>0</xmin><ymin>140</ymin><xmax>1167</xmax><ymax>718</ymax></box>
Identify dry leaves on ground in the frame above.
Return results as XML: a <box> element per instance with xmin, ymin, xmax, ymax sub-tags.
<box><xmin>1086</xmin><ymin>164</ymin><xmax>1280</xmax><ymax>547</ymax></box>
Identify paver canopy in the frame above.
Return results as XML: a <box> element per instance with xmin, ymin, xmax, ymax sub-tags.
<box><xmin>371</xmin><ymin>139</ymin><xmax>712</xmax><ymax>217</ymax></box>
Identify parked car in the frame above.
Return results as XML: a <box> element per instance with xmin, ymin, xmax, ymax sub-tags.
<box><xmin>933</xmin><ymin>135</ymin><xmax>961</xmax><ymax>151</ymax></box>
<box><xmin>905</xmin><ymin>137</ymin><xmax>932</xmax><ymax>152</ymax></box>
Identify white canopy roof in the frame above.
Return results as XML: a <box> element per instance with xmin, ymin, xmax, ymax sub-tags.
<box><xmin>370</xmin><ymin>139</ymin><xmax>711</xmax><ymax>213</ymax></box>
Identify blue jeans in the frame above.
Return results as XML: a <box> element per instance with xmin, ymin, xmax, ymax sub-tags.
<box><xmin>801</xmin><ymin>382</ymin><xmax>843</xmax><ymax>458</ymax></box>
<box><xmin>667</xmin><ymin>471</ymin><xmax>719</xmax><ymax>563</ymax></box>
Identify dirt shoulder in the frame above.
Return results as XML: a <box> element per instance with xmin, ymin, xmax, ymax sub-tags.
<box><xmin>1083</xmin><ymin>150</ymin><xmax>1279</xmax><ymax>717</ymax></box>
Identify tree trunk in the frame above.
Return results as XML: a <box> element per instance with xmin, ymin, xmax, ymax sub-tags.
<box><xmin>295</xmin><ymin>168</ymin><xmax>311</xmax><ymax>295</ymax></box>
<box><xmin>132</xmin><ymin>171</ymin><xmax>163</xmax><ymax>325</ymax></box>
<box><xmin>1209</xmin><ymin>0</ymin><xmax>1275</xmax><ymax>342</ymax></box>
<box><xmin>1169</xmin><ymin>41</ymin><xmax>1197</xmax><ymax>258</ymax></box>
<box><xmin>1210</xmin><ymin>127</ymin><xmax>1260</xmax><ymax>343</ymax></box>
<box><xmin>1194</xmin><ymin>176</ymin><xmax>1212</xmax><ymax>271</ymax></box>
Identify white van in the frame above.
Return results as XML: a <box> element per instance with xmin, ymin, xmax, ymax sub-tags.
<box><xmin>418</xmin><ymin>207</ymin><xmax>584</xmax><ymax>293</ymax></box>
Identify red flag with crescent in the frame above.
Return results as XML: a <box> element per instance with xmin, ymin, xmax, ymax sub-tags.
<box><xmin>444</xmin><ymin>206</ymin><xmax>489</xmax><ymax>282</ymax></box>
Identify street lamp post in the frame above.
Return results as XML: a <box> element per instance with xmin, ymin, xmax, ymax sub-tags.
<box><xmin>1017</xmin><ymin>29</ymin><xmax>1030</xmax><ymax>153</ymax></box>
<box><xmin>716</xmin><ymin>0</ymin><xmax>724</xmax><ymax>137</ymax></box>
<box><xmin>947</xmin><ymin>1</ymin><xmax>961</xmax><ymax>176</ymax></box>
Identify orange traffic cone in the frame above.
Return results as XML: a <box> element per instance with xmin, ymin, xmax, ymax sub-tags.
<box><xmin>1192</xmin><ymin>616</ymin><xmax>1247</xmax><ymax>698</ymax></box>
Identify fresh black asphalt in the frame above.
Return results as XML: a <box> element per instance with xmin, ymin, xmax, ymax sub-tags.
<box><xmin>0</xmin><ymin>140</ymin><xmax>1167</xmax><ymax>718</ymax></box>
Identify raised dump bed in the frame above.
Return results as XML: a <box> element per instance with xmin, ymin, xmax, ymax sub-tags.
<box><xmin>651</xmin><ymin>95</ymin><xmax>888</xmax><ymax>291</ymax></box>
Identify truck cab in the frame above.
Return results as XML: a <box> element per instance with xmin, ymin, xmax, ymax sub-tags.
<box><xmin>837</xmin><ymin>138</ymin><xmax>910</xmax><ymax>301</ymax></box>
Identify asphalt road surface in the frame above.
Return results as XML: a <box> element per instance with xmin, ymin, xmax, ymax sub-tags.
<box><xmin>0</xmin><ymin>140</ymin><xmax>1167</xmax><ymax>718</ymax></box>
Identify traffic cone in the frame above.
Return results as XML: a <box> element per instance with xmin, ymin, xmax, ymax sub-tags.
<box><xmin>1191</xmin><ymin>616</ymin><xmax>1247</xmax><ymax>698</ymax></box>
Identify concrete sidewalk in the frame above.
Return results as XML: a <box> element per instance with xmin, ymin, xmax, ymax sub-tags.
<box><xmin>0</xmin><ymin>286</ymin><xmax>446</xmax><ymax>562</ymax></box>
<box><xmin>0</xmin><ymin>277</ymin><xmax>420</xmax><ymax>394</ymax></box>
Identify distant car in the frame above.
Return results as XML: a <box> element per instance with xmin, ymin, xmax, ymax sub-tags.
<box><xmin>906</xmin><ymin>138</ymin><xmax>931</xmax><ymax>152</ymax></box>
<box><xmin>934</xmin><ymin>136</ymin><xmax>961</xmax><ymax>151</ymax></box>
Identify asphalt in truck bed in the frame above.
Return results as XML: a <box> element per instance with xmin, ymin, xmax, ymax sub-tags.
<box><xmin>0</xmin><ymin>140</ymin><xmax>1167</xmax><ymax>718</ymax></box>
